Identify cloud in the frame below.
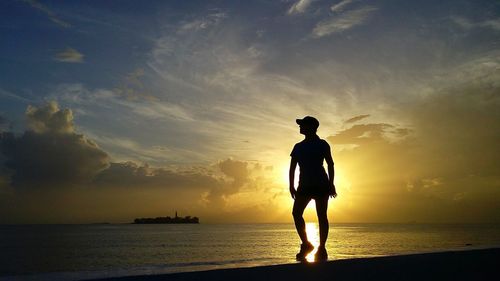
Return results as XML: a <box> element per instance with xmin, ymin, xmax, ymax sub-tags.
<box><xmin>325</xmin><ymin>55</ymin><xmax>500</xmax><ymax>222</ymax></box>
<box><xmin>178</xmin><ymin>11</ymin><xmax>227</xmax><ymax>32</ymax></box>
<box><xmin>26</xmin><ymin>101</ymin><xmax>74</xmax><ymax>134</ymax></box>
<box><xmin>49</xmin><ymin>83</ymin><xmax>206</xmax><ymax>165</ymax></box>
<box><xmin>89</xmin><ymin>158</ymin><xmax>279</xmax><ymax>222</ymax></box>
<box><xmin>344</xmin><ymin>114</ymin><xmax>370</xmax><ymax>124</ymax></box>
<box><xmin>4</xmin><ymin>0</ymin><xmax>500</xmax><ymax>223</ymax></box>
<box><xmin>0</xmin><ymin>102</ymin><xmax>109</xmax><ymax>188</ymax></box>
<box><xmin>21</xmin><ymin>0</ymin><xmax>71</xmax><ymax>28</ymax></box>
<box><xmin>312</xmin><ymin>6</ymin><xmax>377</xmax><ymax>37</ymax></box>
<box><xmin>129</xmin><ymin>102</ymin><xmax>193</xmax><ymax>121</ymax></box>
<box><xmin>0</xmin><ymin>115</ymin><xmax>7</xmax><ymax>132</ymax></box>
<box><xmin>0</xmin><ymin>88</ymin><xmax>33</xmax><ymax>103</ymax></box>
<box><xmin>0</xmin><ymin>103</ymin><xmax>273</xmax><ymax>222</ymax></box>
<box><xmin>218</xmin><ymin>158</ymin><xmax>249</xmax><ymax>186</ymax></box>
<box><xmin>0</xmin><ymin>99</ymin><xmax>278</xmax><ymax>219</ymax></box>
<box><xmin>53</xmin><ymin>83</ymin><xmax>193</xmax><ymax>121</ymax></box>
<box><xmin>287</xmin><ymin>0</ymin><xmax>314</xmax><ymax>15</ymax></box>
<box><xmin>54</xmin><ymin>47</ymin><xmax>84</xmax><ymax>63</ymax></box>
<box><xmin>330</xmin><ymin>0</ymin><xmax>354</xmax><ymax>13</ymax></box>
<box><xmin>451</xmin><ymin>16</ymin><xmax>500</xmax><ymax>32</ymax></box>
<box><xmin>175</xmin><ymin>159</ymin><xmax>251</xmax><ymax>208</ymax></box>
<box><xmin>93</xmin><ymin>162</ymin><xmax>220</xmax><ymax>191</ymax></box>
<box><xmin>114</xmin><ymin>68</ymin><xmax>158</xmax><ymax>101</ymax></box>
<box><xmin>329</xmin><ymin>123</ymin><xmax>394</xmax><ymax>145</ymax></box>
<box><xmin>0</xmin><ymin>100</ymin><xmax>284</xmax><ymax>222</ymax></box>
<box><xmin>482</xmin><ymin>19</ymin><xmax>500</xmax><ymax>31</ymax></box>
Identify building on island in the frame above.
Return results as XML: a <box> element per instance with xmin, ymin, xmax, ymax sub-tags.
<box><xmin>133</xmin><ymin>211</ymin><xmax>199</xmax><ymax>224</ymax></box>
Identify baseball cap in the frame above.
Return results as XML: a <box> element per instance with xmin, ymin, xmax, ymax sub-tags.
<box><xmin>296</xmin><ymin>116</ymin><xmax>319</xmax><ymax>129</ymax></box>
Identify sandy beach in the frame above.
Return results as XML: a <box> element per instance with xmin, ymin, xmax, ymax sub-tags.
<box><xmin>85</xmin><ymin>248</ymin><xmax>499</xmax><ymax>281</ymax></box>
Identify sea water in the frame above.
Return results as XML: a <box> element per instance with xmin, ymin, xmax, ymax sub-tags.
<box><xmin>1</xmin><ymin>223</ymin><xmax>499</xmax><ymax>281</ymax></box>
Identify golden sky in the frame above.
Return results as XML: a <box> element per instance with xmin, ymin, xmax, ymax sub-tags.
<box><xmin>0</xmin><ymin>0</ymin><xmax>499</xmax><ymax>223</ymax></box>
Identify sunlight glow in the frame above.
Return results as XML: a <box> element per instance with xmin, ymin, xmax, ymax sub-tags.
<box><xmin>280</xmin><ymin>164</ymin><xmax>288</xmax><ymax>186</ymax></box>
<box><xmin>334</xmin><ymin>167</ymin><xmax>350</xmax><ymax>192</ymax></box>
<box><xmin>280</xmin><ymin>162</ymin><xmax>299</xmax><ymax>187</ymax></box>
<box><xmin>305</xmin><ymin>222</ymin><xmax>319</xmax><ymax>262</ymax></box>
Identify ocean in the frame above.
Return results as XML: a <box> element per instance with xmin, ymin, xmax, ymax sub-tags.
<box><xmin>1</xmin><ymin>223</ymin><xmax>499</xmax><ymax>281</ymax></box>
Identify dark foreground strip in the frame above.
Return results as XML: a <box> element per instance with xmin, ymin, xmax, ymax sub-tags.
<box><xmin>85</xmin><ymin>248</ymin><xmax>500</xmax><ymax>281</ymax></box>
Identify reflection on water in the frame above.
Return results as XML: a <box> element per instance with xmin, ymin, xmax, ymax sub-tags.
<box><xmin>1</xmin><ymin>223</ymin><xmax>499</xmax><ymax>278</ymax></box>
<box><xmin>305</xmin><ymin>223</ymin><xmax>319</xmax><ymax>262</ymax></box>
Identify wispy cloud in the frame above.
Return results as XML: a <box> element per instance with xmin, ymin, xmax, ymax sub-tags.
<box><xmin>21</xmin><ymin>0</ymin><xmax>71</xmax><ymax>28</ymax></box>
<box><xmin>129</xmin><ymin>102</ymin><xmax>194</xmax><ymax>121</ymax></box>
<box><xmin>345</xmin><ymin>114</ymin><xmax>370</xmax><ymax>124</ymax></box>
<box><xmin>114</xmin><ymin>68</ymin><xmax>158</xmax><ymax>101</ymax></box>
<box><xmin>53</xmin><ymin>83</ymin><xmax>193</xmax><ymax>122</ymax></box>
<box><xmin>330</xmin><ymin>0</ymin><xmax>354</xmax><ymax>13</ymax></box>
<box><xmin>287</xmin><ymin>0</ymin><xmax>314</xmax><ymax>15</ymax></box>
<box><xmin>312</xmin><ymin>6</ymin><xmax>377</xmax><ymax>37</ymax></box>
<box><xmin>54</xmin><ymin>47</ymin><xmax>84</xmax><ymax>63</ymax></box>
<box><xmin>178</xmin><ymin>11</ymin><xmax>227</xmax><ymax>32</ymax></box>
<box><xmin>451</xmin><ymin>16</ymin><xmax>500</xmax><ymax>31</ymax></box>
<box><xmin>0</xmin><ymin>88</ymin><xmax>33</xmax><ymax>103</ymax></box>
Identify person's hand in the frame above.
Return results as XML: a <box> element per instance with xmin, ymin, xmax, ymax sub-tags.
<box><xmin>289</xmin><ymin>186</ymin><xmax>297</xmax><ymax>200</ymax></box>
<box><xmin>329</xmin><ymin>184</ymin><xmax>337</xmax><ymax>198</ymax></box>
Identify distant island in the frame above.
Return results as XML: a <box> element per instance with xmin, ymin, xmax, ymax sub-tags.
<box><xmin>133</xmin><ymin>211</ymin><xmax>199</xmax><ymax>224</ymax></box>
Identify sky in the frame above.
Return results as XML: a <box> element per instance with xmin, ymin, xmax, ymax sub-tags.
<box><xmin>0</xmin><ymin>0</ymin><xmax>499</xmax><ymax>224</ymax></box>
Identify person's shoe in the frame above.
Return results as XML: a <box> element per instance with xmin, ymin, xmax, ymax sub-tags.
<box><xmin>315</xmin><ymin>246</ymin><xmax>328</xmax><ymax>262</ymax></box>
<box><xmin>296</xmin><ymin>242</ymin><xmax>314</xmax><ymax>261</ymax></box>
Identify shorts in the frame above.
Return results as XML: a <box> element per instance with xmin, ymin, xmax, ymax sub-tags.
<box><xmin>297</xmin><ymin>185</ymin><xmax>330</xmax><ymax>200</ymax></box>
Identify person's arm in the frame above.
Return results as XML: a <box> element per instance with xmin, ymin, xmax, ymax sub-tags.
<box><xmin>289</xmin><ymin>158</ymin><xmax>298</xmax><ymax>199</ymax></box>
<box><xmin>325</xmin><ymin>145</ymin><xmax>337</xmax><ymax>198</ymax></box>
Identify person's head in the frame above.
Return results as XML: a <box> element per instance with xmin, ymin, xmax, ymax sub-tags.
<box><xmin>296</xmin><ymin>116</ymin><xmax>319</xmax><ymax>136</ymax></box>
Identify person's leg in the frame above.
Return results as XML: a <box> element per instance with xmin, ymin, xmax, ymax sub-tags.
<box><xmin>315</xmin><ymin>196</ymin><xmax>329</xmax><ymax>247</ymax></box>
<box><xmin>292</xmin><ymin>195</ymin><xmax>311</xmax><ymax>244</ymax></box>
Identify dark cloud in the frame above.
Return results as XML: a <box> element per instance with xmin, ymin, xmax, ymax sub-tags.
<box><xmin>92</xmin><ymin>159</ymin><xmax>258</xmax><ymax>208</ymax></box>
<box><xmin>218</xmin><ymin>158</ymin><xmax>249</xmax><ymax>185</ymax></box>
<box><xmin>0</xmin><ymin>101</ymin><xmax>271</xmax><ymax>222</ymax></box>
<box><xmin>0</xmin><ymin>155</ymin><xmax>274</xmax><ymax>223</ymax></box>
<box><xmin>0</xmin><ymin>115</ymin><xmax>8</xmax><ymax>132</ymax></box>
<box><xmin>344</xmin><ymin>114</ymin><xmax>370</xmax><ymax>124</ymax></box>
<box><xmin>0</xmin><ymin>102</ymin><xmax>109</xmax><ymax>188</ymax></box>
<box><xmin>93</xmin><ymin>161</ymin><xmax>220</xmax><ymax>190</ymax></box>
<box><xmin>192</xmin><ymin>159</ymin><xmax>251</xmax><ymax>207</ymax></box>
<box><xmin>329</xmin><ymin>123</ymin><xmax>394</xmax><ymax>145</ymax></box>
<box><xmin>393</xmin><ymin>128</ymin><xmax>411</xmax><ymax>137</ymax></box>
<box><xmin>0</xmin><ymin>102</ymin><xmax>260</xmax><ymax>221</ymax></box>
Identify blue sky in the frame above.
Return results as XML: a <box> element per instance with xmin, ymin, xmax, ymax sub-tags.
<box><xmin>0</xmin><ymin>0</ymin><xmax>499</xmax><ymax>223</ymax></box>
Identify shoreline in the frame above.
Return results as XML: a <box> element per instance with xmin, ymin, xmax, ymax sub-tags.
<box><xmin>84</xmin><ymin>248</ymin><xmax>500</xmax><ymax>281</ymax></box>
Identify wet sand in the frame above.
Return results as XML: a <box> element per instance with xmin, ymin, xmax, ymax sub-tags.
<box><xmin>85</xmin><ymin>248</ymin><xmax>499</xmax><ymax>281</ymax></box>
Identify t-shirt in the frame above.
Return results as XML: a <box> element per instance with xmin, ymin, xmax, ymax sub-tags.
<box><xmin>290</xmin><ymin>136</ymin><xmax>332</xmax><ymax>195</ymax></box>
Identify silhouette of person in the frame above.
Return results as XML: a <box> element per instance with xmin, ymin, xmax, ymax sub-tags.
<box><xmin>289</xmin><ymin>116</ymin><xmax>337</xmax><ymax>261</ymax></box>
